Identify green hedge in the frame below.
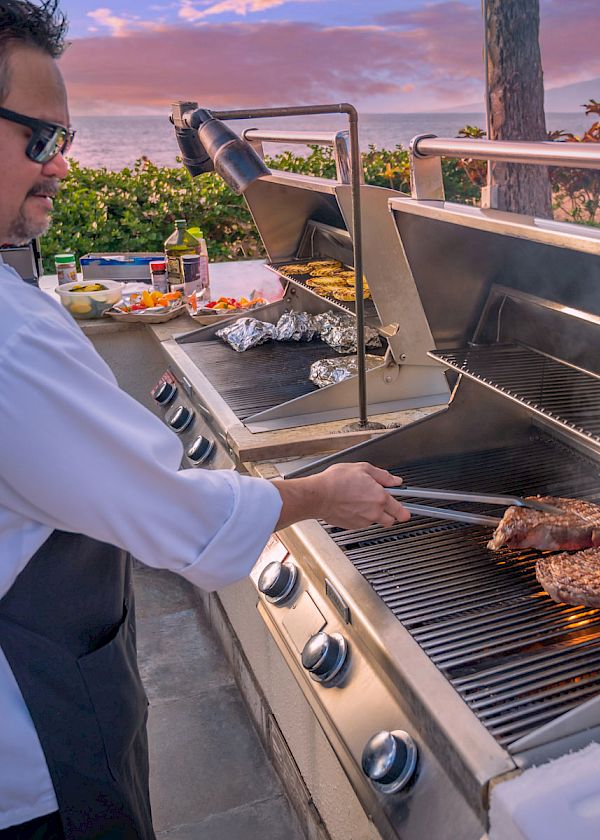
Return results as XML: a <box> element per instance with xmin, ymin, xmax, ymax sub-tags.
<box><xmin>40</xmin><ymin>145</ymin><xmax>481</xmax><ymax>272</ymax></box>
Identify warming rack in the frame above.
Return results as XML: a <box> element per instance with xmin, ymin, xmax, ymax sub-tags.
<box><xmin>323</xmin><ymin>433</ymin><xmax>600</xmax><ymax>749</ymax></box>
<box><xmin>268</xmin><ymin>261</ymin><xmax>379</xmax><ymax>320</ymax></box>
<box><xmin>430</xmin><ymin>344</ymin><xmax>600</xmax><ymax>447</ymax></box>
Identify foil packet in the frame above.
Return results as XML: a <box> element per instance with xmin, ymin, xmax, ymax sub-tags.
<box><xmin>216</xmin><ymin>317</ymin><xmax>276</xmax><ymax>352</ymax></box>
<box><xmin>315</xmin><ymin>310</ymin><xmax>381</xmax><ymax>354</ymax></box>
<box><xmin>309</xmin><ymin>354</ymin><xmax>382</xmax><ymax>388</ymax></box>
<box><xmin>274</xmin><ymin>310</ymin><xmax>319</xmax><ymax>342</ymax></box>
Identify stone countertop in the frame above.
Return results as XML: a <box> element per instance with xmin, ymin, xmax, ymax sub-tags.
<box><xmin>39</xmin><ymin>259</ymin><xmax>285</xmax><ymax>342</ymax></box>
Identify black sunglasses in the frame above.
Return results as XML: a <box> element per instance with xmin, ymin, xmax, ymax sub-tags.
<box><xmin>0</xmin><ymin>106</ymin><xmax>75</xmax><ymax>163</ymax></box>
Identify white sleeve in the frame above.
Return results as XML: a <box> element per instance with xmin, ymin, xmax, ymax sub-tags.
<box><xmin>0</xmin><ymin>315</ymin><xmax>282</xmax><ymax>591</ymax></box>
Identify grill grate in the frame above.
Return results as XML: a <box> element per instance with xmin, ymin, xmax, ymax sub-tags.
<box><xmin>181</xmin><ymin>338</ymin><xmax>340</xmax><ymax>419</ymax></box>
<box><xmin>324</xmin><ymin>434</ymin><xmax>600</xmax><ymax>748</ymax></box>
<box><xmin>431</xmin><ymin>344</ymin><xmax>600</xmax><ymax>446</ymax></box>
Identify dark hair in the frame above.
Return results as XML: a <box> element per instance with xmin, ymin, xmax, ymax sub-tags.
<box><xmin>0</xmin><ymin>0</ymin><xmax>68</xmax><ymax>101</ymax></box>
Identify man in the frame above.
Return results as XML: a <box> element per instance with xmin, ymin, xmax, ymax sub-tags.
<box><xmin>0</xmin><ymin>2</ymin><xmax>409</xmax><ymax>838</ymax></box>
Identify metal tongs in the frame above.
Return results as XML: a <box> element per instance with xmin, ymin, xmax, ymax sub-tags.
<box><xmin>386</xmin><ymin>486</ymin><xmax>564</xmax><ymax>527</ymax></box>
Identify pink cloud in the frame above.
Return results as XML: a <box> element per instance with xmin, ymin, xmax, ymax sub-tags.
<box><xmin>539</xmin><ymin>0</ymin><xmax>600</xmax><ymax>86</ymax></box>
<box><xmin>379</xmin><ymin>0</ymin><xmax>600</xmax><ymax>88</ymax></box>
<box><xmin>59</xmin><ymin>1</ymin><xmax>600</xmax><ymax>115</ymax></box>
<box><xmin>61</xmin><ymin>22</ymin><xmax>434</xmax><ymax>113</ymax></box>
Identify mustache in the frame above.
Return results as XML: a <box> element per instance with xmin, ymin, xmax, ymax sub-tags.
<box><xmin>27</xmin><ymin>181</ymin><xmax>60</xmax><ymax>198</ymax></box>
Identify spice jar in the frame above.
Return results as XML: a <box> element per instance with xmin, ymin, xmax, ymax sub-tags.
<box><xmin>149</xmin><ymin>260</ymin><xmax>168</xmax><ymax>294</ymax></box>
<box><xmin>55</xmin><ymin>253</ymin><xmax>77</xmax><ymax>285</ymax></box>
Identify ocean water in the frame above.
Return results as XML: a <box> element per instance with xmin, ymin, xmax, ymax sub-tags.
<box><xmin>69</xmin><ymin>112</ymin><xmax>593</xmax><ymax>170</ymax></box>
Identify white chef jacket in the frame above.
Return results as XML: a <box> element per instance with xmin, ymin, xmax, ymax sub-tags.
<box><xmin>0</xmin><ymin>258</ymin><xmax>282</xmax><ymax>828</ymax></box>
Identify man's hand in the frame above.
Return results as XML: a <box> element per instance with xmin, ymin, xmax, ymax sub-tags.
<box><xmin>272</xmin><ymin>462</ymin><xmax>410</xmax><ymax>531</ymax></box>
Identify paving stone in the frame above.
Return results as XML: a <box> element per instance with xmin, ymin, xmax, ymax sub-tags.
<box><xmin>148</xmin><ymin>686</ymin><xmax>283</xmax><ymax>832</ymax></box>
<box><xmin>136</xmin><ymin>568</ymin><xmax>307</xmax><ymax>839</ymax></box>
<box><xmin>156</xmin><ymin>795</ymin><xmax>305</xmax><ymax>840</ymax></box>
<box><xmin>137</xmin><ymin>609</ymin><xmax>235</xmax><ymax>704</ymax></box>
<box><xmin>133</xmin><ymin>567</ymin><xmax>197</xmax><ymax>619</ymax></box>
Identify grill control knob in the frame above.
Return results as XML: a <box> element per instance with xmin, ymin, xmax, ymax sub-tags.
<box><xmin>153</xmin><ymin>381</ymin><xmax>177</xmax><ymax>405</ymax></box>
<box><xmin>187</xmin><ymin>435</ymin><xmax>215</xmax><ymax>465</ymax></box>
<box><xmin>168</xmin><ymin>405</ymin><xmax>194</xmax><ymax>433</ymax></box>
<box><xmin>301</xmin><ymin>632</ymin><xmax>348</xmax><ymax>683</ymax></box>
<box><xmin>361</xmin><ymin>730</ymin><xmax>418</xmax><ymax>794</ymax></box>
<box><xmin>258</xmin><ymin>561</ymin><xmax>297</xmax><ymax>605</ymax></box>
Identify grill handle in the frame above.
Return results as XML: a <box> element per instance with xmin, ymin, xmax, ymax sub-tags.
<box><xmin>409</xmin><ymin>134</ymin><xmax>600</xmax><ymax>200</ymax></box>
<box><xmin>411</xmin><ymin>136</ymin><xmax>600</xmax><ymax>170</ymax></box>
<box><xmin>242</xmin><ymin>128</ymin><xmax>355</xmax><ymax>185</ymax></box>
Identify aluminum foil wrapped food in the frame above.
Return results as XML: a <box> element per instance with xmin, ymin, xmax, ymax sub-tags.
<box><xmin>309</xmin><ymin>354</ymin><xmax>382</xmax><ymax>388</ymax></box>
<box><xmin>274</xmin><ymin>310</ymin><xmax>319</xmax><ymax>342</ymax></box>
<box><xmin>216</xmin><ymin>317</ymin><xmax>276</xmax><ymax>352</ymax></box>
<box><xmin>314</xmin><ymin>310</ymin><xmax>382</xmax><ymax>354</ymax></box>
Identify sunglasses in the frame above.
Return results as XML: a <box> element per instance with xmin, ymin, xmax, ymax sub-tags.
<box><xmin>0</xmin><ymin>106</ymin><xmax>75</xmax><ymax>163</ymax></box>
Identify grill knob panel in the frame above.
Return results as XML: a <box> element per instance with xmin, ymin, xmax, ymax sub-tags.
<box><xmin>168</xmin><ymin>405</ymin><xmax>194</xmax><ymax>433</ymax></box>
<box><xmin>361</xmin><ymin>730</ymin><xmax>417</xmax><ymax>794</ymax></box>
<box><xmin>301</xmin><ymin>632</ymin><xmax>347</xmax><ymax>683</ymax></box>
<box><xmin>258</xmin><ymin>561</ymin><xmax>297</xmax><ymax>605</ymax></box>
<box><xmin>153</xmin><ymin>381</ymin><xmax>177</xmax><ymax>405</ymax></box>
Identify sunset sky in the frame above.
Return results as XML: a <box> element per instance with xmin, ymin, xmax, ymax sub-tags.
<box><xmin>58</xmin><ymin>0</ymin><xmax>600</xmax><ymax>115</ymax></box>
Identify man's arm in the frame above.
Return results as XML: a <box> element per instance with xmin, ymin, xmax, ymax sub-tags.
<box><xmin>273</xmin><ymin>462</ymin><xmax>410</xmax><ymax>531</ymax></box>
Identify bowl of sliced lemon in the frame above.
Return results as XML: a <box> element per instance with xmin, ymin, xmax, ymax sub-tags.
<box><xmin>55</xmin><ymin>280</ymin><xmax>122</xmax><ymax>320</ymax></box>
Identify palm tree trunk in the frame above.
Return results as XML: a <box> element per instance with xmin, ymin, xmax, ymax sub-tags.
<box><xmin>485</xmin><ymin>0</ymin><xmax>553</xmax><ymax>217</ymax></box>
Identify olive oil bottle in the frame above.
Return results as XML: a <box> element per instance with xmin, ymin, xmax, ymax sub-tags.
<box><xmin>164</xmin><ymin>219</ymin><xmax>200</xmax><ymax>291</ymax></box>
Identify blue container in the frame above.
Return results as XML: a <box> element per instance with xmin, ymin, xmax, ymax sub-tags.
<box><xmin>80</xmin><ymin>252</ymin><xmax>163</xmax><ymax>282</ymax></box>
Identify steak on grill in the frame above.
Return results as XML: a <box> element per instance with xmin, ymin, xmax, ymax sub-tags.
<box><xmin>487</xmin><ymin>496</ymin><xmax>600</xmax><ymax>551</ymax></box>
<box><xmin>536</xmin><ymin>549</ymin><xmax>600</xmax><ymax>608</ymax></box>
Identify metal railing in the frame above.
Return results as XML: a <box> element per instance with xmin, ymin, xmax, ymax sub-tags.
<box><xmin>241</xmin><ymin>127</ymin><xmax>354</xmax><ymax>185</ymax></box>
<box><xmin>408</xmin><ymin>133</ymin><xmax>600</xmax><ymax>201</ymax></box>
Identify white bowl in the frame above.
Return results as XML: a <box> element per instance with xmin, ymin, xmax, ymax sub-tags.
<box><xmin>55</xmin><ymin>279</ymin><xmax>122</xmax><ymax>320</ymax></box>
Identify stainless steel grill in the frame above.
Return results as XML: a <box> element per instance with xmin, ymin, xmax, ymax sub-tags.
<box><xmin>276</xmin><ymin>186</ymin><xmax>600</xmax><ymax>838</ymax></box>
<box><xmin>324</xmin><ymin>433</ymin><xmax>600</xmax><ymax>747</ymax></box>
<box><xmin>249</xmin><ymin>135</ymin><xmax>600</xmax><ymax>840</ymax></box>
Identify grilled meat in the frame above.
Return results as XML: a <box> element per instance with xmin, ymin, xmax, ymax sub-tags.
<box><xmin>536</xmin><ymin>548</ymin><xmax>600</xmax><ymax>608</ymax></box>
<box><xmin>487</xmin><ymin>496</ymin><xmax>600</xmax><ymax>551</ymax></box>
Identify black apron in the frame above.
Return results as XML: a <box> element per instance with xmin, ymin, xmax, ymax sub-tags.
<box><xmin>0</xmin><ymin>531</ymin><xmax>154</xmax><ymax>840</ymax></box>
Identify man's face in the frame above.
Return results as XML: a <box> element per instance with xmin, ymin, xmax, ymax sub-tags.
<box><xmin>0</xmin><ymin>46</ymin><xmax>70</xmax><ymax>245</ymax></box>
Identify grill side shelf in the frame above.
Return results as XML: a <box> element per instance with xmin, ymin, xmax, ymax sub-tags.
<box><xmin>430</xmin><ymin>344</ymin><xmax>600</xmax><ymax>451</ymax></box>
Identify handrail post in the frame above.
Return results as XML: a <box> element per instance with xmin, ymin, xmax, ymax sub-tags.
<box><xmin>409</xmin><ymin>134</ymin><xmax>444</xmax><ymax>200</ymax></box>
